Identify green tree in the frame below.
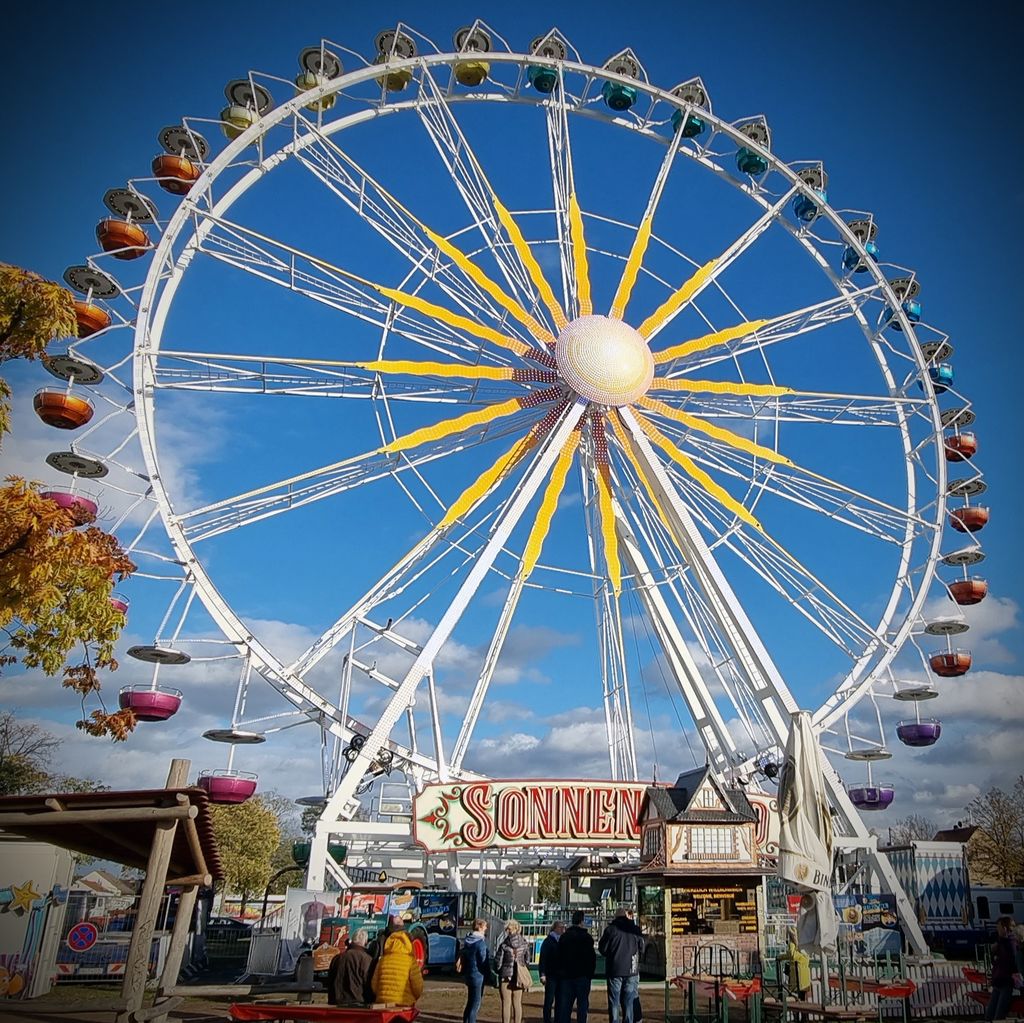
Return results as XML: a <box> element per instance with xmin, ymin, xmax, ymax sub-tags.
<box><xmin>0</xmin><ymin>263</ymin><xmax>77</xmax><ymax>441</ymax></box>
<box><xmin>966</xmin><ymin>778</ymin><xmax>1024</xmax><ymax>886</ymax></box>
<box><xmin>0</xmin><ymin>479</ymin><xmax>136</xmax><ymax>740</ymax></box>
<box><xmin>211</xmin><ymin>794</ymin><xmax>282</xmax><ymax>915</ymax></box>
<box><xmin>537</xmin><ymin>868</ymin><xmax>562</xmax><ymax>904</ymax></box>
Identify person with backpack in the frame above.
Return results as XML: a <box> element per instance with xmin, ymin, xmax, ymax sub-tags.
<box><xmin>598</xmin><ymin>908</ymin><xmax>645</xmax><ymax>1023</ymax></box>
<box><xmin>556</xmin><ymin>910</ymin><xmax>597</xmax><ymax>1023</ymax></box>
<box><xmin>459</xmin><ymin>918</ymin><xmax>492</xmax><ymax>1023</ymax></box>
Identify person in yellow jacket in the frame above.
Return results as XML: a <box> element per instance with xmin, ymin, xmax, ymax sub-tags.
<box><xmin>371</xmin><ymin>929</ymin><xmax>425</xmax><ymax>1006</ymax></box>
<box><xmin>780</xmin><ymin>929</ymin><xmax>811</xmax><ymax>1001</ymax></box>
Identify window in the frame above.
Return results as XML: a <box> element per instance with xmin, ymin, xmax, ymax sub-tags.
<box><xmin>999</xmin><ymin>902</ymin><xmax>1014</xmax><ymax>915</ymax></box>
<box><xmin>643</xmin><ymin>826</ymin><xmax>661</xmax><ymax>858</ymax></box>
<box><xmin>977</xmin><ymin>896</ymin><xmax>989</xmax><ymax>920</ymax></box>
<box><xmin>693</xmin><ymin>785</ymin><xmax>724</xmax><ymax>810</ymax></box>
<box><xmin>689</xmin><ymin>827</ymin><xmax>735</xmax><ymax>859</ymax></box>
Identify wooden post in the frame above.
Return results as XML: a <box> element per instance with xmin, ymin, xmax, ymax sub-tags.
<box><xmin>148</xmin><ymin>883</ymin><xmax>199</xmax><ymax>1023</ymax></box>
<box><xmin>116</xmin><ymin>759</ymin><xmax>189</xmax><ymax>1023</ymax></box>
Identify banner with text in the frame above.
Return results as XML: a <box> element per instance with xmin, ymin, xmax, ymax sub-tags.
<box><xmin>413</xmin><ymin>780</ymin><xmax>646</xmax><ymax>851</ymax></box>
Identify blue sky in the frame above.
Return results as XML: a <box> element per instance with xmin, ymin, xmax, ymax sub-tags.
<box><xmin>1</xmin><ymin>1</ymin><xmax>1022</xmax><ymax>831</ymax></box>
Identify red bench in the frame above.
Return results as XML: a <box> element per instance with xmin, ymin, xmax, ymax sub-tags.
<box><xmin>229</xmin><ymin>1007</ymin><xmax>419</xmax><ymax>1023</ymax></box>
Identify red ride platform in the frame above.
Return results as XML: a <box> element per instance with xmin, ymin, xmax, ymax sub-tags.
<box><xmin>229</xmin><ymin>1007</ymin><xmax>419</xmax><ymax>1023</ymax></box>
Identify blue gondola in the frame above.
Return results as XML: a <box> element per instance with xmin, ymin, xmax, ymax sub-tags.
<box><xmin>793</xmin><ymin>188</ymin><xmax>827</xmax><ymax>223</ymax></box>
<box><xmin>842</xmin><ymin>240</ymin><xmax>880</xmax><ymax>272</ymax></box>
<box><xmin>602</xmin><ymin>80</ymin><xmax>638</xmax><ymax>111</ymax></box>
<box><xmin>737</xmin><ymin>147</ymin><xmax>768</xmax><ymax>175</ymax></box>
<box><xmin>528</xmin><ymin>64</ymin><xmax>558</xmax><ymax>92</ymax></box>
<box><xmin>671</xmin><ymin>108</ymin><xmax>706</xmax><ymax>138</ymax></box>
<box><xmin>918</xmin><ymin>363</ymin><xmax>954</xmax><ymax>393</ymax></box>
<box><xmin>884</xmin><ymin>300</ymin><xmax>922</xmax><ymax>331</ymax></box>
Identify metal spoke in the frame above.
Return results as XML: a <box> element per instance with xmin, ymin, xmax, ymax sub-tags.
<box><xmin>416</xmin><ymin>68</ymin><xmax>562</xmax><ymax>330</ymax></box>
<box><xmin>176</xmin><ymin>407</ymin><xmax>540</xmax><ymax>542</ymax></box>
<box><xmin>639</xmin><ymin>184</ymin><xmax>801</xmax><ymax>343</ymax></box>
<box><xmin>292</xmin><ymin>116</ymin><xmax>553</xmax><ymax>345</ymax></box>
<box><xmin>654</xmin><ymin>286</ymin><xmax>879</xmax><ymax>374</ymax></box>
<box><xmin>150</xmin><ymin>349</ymin><xmax>519</xmax><ymax>405</ymax></box>
<box><xmin>187</xmin><ymin>207</ymin><xmax>534</xmax><ymax>366</ymax></box>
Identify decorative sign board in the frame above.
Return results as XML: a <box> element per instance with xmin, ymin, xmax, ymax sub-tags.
<box><xmin>413</xmin><ymin>780</ymin><xmax>646</xmax><ymax>851</ymax></box>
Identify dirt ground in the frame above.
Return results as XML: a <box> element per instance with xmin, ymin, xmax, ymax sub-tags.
<box><xmin>0</xmin><ymin>976</ymin><xmax>675</xmax><ymax>1023</ymax></box>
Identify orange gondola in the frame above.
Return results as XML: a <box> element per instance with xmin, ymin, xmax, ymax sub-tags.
<box><xmin>96</xmin><ymin>218</ymin><xmax>150</xmax><ymax>259</ymax></box>
<box><xmin>949</xmin><ymin>506</ymin><xmax>989</xmax><ymax>533</ymax></box>
<box><xmin>33</xmin><ymin>389</ymin><xmax>94</xmax><ymax>430</ymax></box>
<box><xmin>151</xmin><ymin>153</ymin><xmax>200</xmax><ymax>195</ymax></box>
<box><xmin>929</xmin><ymin>649</ymin><xmax>971</xmax><ymax>677</ymax></box>
<box><xmin>944</xmin><ymin>432</ymin><xmax>977</xmax><ymax>461</ymax></box>
<box><xmin>948</xmin><ymin>577</ymin><xmax>988</xmax><ymax>605</ymax></box>
<box><xmin>74</xmin><ymin>300</ymin><xmax>111</xmax><ymax>337</ymax></box>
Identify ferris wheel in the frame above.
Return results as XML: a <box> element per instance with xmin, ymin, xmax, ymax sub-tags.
<box><xmin>31</xmin><ymin>22</ymin><xmax>988</xmax><ymax>948</ymax></box>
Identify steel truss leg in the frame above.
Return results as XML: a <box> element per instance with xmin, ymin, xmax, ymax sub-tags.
<box><xmin>306</xmin><ymin>401</ymin><xmax>587</xmax><ymax>888</ymax></box>
<box><xmin>615</xmin><ymin>514</ymin><xmax>737</xmax><ymax>776</ymax></box>
<box><xmin>619</xmin><ymin>409</ymin><xmax>929</xmax><ymax>955</ymax></box>
<box><xmin>580</xmin><ymin>450</ymin><xmax>639</xmax><ymax>781</ymax></box>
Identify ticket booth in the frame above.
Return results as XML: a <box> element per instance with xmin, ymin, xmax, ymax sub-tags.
<box><xmin>632</xmin><ymin>767</ymin><xmax>770</xmax><ymax>980</ymax></box>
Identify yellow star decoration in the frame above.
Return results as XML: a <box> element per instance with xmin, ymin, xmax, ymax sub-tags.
<box><xmin>9</xmin><ymin>880</ymin><xmax>42</xmax><ymax>913</ymax></box>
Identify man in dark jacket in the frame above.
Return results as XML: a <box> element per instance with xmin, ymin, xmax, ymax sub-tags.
<box><xmin>539</xmin><ymin>921</ymin><xmax>566</xmax><ymax>1023</ymax></box>
<box><xmin>328</xmin><ymin>928</ymin><xmax>374</xmax><ymax>1006</ymax></box>
<box><xmin>556</xmin><ymin>911</ymin><xmax>596</xmax><ymax>1023</ymax></box>
<box><xmin>598</xmin><ymin>909</ymin><xmax>645</xmax><ymax>1023</ymax></box>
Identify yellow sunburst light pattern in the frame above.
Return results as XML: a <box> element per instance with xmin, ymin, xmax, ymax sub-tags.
<box><xmin>320</xmin><ymin>146</ymin><xmax>822</xmax><ymax>596</ymax></box>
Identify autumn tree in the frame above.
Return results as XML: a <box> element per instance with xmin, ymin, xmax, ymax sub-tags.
<box><xmin>965</xmin><ymin>778</ymin><xmax>1024</xmax><ymax>886</ymax></box>
<box><xmin>0</xmin><ymin>479</ymin><xmax>136</xmax><ymax>740</ymax></box>
<box><xmin>210</xmin><ymin>794</ymin><xmax>282</xmax><ymax>915</ymax></box>
<box><xmin>0</xmin><ymin>263</ymin><xmax>76</xmax><ymax>440</ymax></box>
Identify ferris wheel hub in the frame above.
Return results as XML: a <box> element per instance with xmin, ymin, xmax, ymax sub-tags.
<box><xmin>554</xmin><ymin>315</ymin><xmax>654</xmax><ymax>407</ymax></box>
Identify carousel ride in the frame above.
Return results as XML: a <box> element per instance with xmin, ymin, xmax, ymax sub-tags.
<box><xmin>27</xmin><ymin>23</ymin><xmax>991</xmax><ymax>952</ymax></box>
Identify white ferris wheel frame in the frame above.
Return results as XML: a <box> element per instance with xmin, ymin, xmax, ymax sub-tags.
<box><xmin>112</xmin><ymin>45</ymin><xmax>952</xmax><ymax>937</ymax></box>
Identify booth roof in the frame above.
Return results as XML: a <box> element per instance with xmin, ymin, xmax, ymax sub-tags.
<box><xmin>0</xmin><ymin>787</ymin><xmax>223</xmax><ymax>881</ymax></box>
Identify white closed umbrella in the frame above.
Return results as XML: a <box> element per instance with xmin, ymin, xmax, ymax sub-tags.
<box><xmin>777</xmin><ymin>710</ymin><xmax>838</xmax><ymax>954</ymax></box>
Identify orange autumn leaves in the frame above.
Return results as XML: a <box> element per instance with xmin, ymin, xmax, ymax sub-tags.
<box><xmin>0</xmin><ymin>478</ymin><xmax>137</xmax><ymax>740</ymax></box>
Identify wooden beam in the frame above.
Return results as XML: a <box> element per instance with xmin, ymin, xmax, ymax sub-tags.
<box><xmin>0</xmin><ymin>804</ymin><xmax>197</xmax><ymax>827</ymax></box>
<box><xmin>0</xmin><ymin>999</ymin><xmax>127</xmax><ymax>1014</ymax></box>
<box><xmin>150</xmin><ymin>883</ymin><xmax>198</xmax><ymax>1023</ymax></box>
<box><xmin>116</xmin><ymin>759</ymin><xmax>189</xmax><ymax>1023</ymax></box>
<box><xmin>181</xmin><ymin>815</ymin><xmax>208</xmax><ymax>878</ymax></box>
<box><xmin>135</xmin><ymin>998</ymin><xmax>184</xmax><ymax>1022</ymax></box>
<box><xmin>165</xmin><ymin>872</ymin><xmax>211</xmax><ymax>886</ymax></box>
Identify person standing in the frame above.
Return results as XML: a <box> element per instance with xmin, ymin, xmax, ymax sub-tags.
<box><xmin>539</xmin><ymin>921</ymin><xmax>566</xmax><ymax>1023</ymax></box>
<box><xmin>598</xmin><ymin>908</ymin><xmax>645</xmax><ymax>1023</ymax></box>
<box><xmin>460</xmin><ymin>918</ymin><xmax>492</xmax><ymax>1023</ymax></box>
<box><xmin>371</xmin><ymin>927</ymin><xmax>424</xmax><ymax>1006</ymax></box>
<box><xmin>495</xmin><ymin>919</ymin><xmax>531</xmax><ymax>1023</ymax></box>
<box><xmin>329</xmin><ymin>928</ymin><xmax>375</xmax><ymax>1005</ymax></box>
<box><xmin>986</xmin><ymin>916</ymin><xmax>1019</xmax><ymax>1021</ymax></box>
<box><xmin>556</xmin><ymin>910</ymin><xmax>596</xmax><ymax>1023</ymax></box>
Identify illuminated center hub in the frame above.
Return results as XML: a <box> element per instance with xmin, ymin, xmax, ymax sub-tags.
<box><xmin>554</xmin><ymin>314</ymin><xmax>654</xmax><ymax>407</ymax></box>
